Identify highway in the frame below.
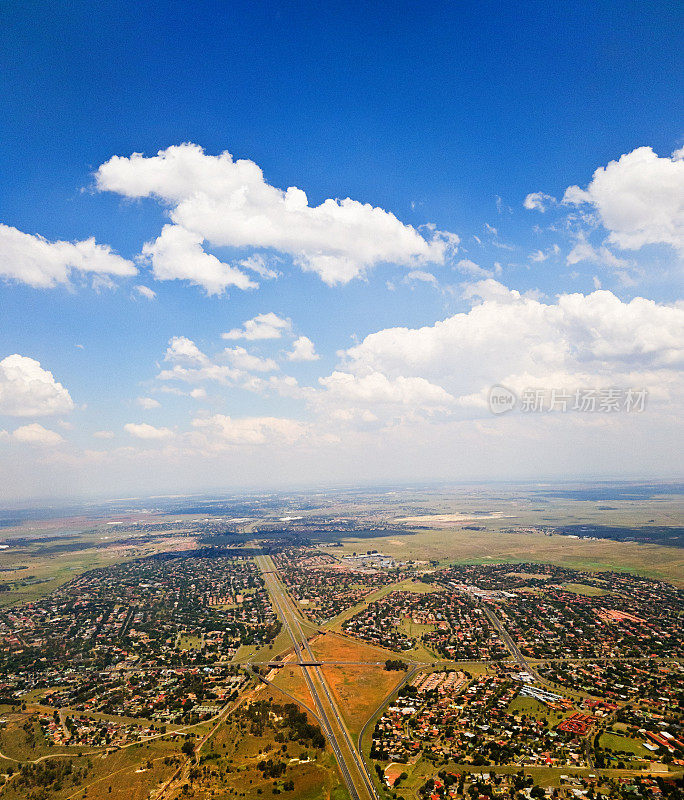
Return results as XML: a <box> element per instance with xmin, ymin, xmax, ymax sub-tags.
<box><xmin>255</xmin><ymin>554</ymin><xmax>378</xmax><ymax>800</ymax></box>
<box><xmin>482</xmin><ymin>603</ymin><xmax>540</xmax><ymax>678</ymax></box>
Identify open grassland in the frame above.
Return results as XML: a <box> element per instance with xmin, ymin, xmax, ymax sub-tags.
<box><xmin>0</xmin><ymin>529</ymin><xmax>199</xmax><ymax>608</ymax></box>
<box><xmin>177</xmin><ymin>633</ymin><xmax>203</xmax><ymax>650</ymax></box>
<box><xmin>320</xmin><ymin>665</ymin><xmax>406</xmax><ymax>736</ymax></box>
<box><xmin>0</xmin><ymin>726</ymin><xmax>181</xmax><ymax>800</ymax></box>
<box><xmin>600</xmin><ymin>731</ymin><xmax>651</xmax><ymax>756</ymax></box>
<box><xmin>331</xmin><ymin>528</ymin><xmax>684</xmax><ymax>586</ymax></box>
<box><xmin>507</xmin><ymin>695</ymin><xmax>575</xmax><ymax>726</ymax></box>
<box><xmin>0</xmin><ymin>714</ymin><xmax>86</xmax><ymax>762</ymax></box>
<box><xmin>0</xmin><ymin>549</ymin><xmax>126</xmax><ymax>609</ymax></box>
<box><xmin>195</xmin><ymin>691</ymin><xmax>349</xmax><ymax>800</ymax></box>
<box><xmin>269</xmin><ymin>664</ymin><xmax>316</xmax><ymax>712</ymax></box>
<box><xmin>309</xmin><ymin>631</ymin><xmax>408</xmax><ymax>664</ymax></box>
<box><xmin>396</xmin><ymin>618</ymin><xmax>442</xmax><ymax>662</ymax></box>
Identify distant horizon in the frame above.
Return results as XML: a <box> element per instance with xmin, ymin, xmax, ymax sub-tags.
<box><xmin>2</xmin><ymin>477</ymin><xmax>683</xmax><ymax>516</ymax></box>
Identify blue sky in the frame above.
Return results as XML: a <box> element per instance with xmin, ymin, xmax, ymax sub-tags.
<box><xmin>0</xmin><ymin>1</ymin><xmax>682</xmax><ymax>500</ymax></box>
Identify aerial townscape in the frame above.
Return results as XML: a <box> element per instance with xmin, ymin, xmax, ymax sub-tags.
<box><xmin>0</xmin><ymin>484</ymin><xmax>680</xmax><ymax>800</ymax></box>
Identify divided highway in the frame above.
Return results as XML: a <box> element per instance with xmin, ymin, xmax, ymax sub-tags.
<box><xmin>255</xmin><ymin>554</ymin><xmax>378</xmax><ymax>800</ymax></box>
<box><xmin>482</xmin><ymin>604</ymin><xmax>541</xmax><ymax>680</ymax></box>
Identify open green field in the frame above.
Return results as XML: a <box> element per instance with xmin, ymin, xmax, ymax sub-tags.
<box><xmin>397</xmin><ymin>618</ymin><xmax>441</xmax><ymax>661</ymax></box>
<box><xmin>328</xmin><ymin>527</ymin><xmax>684</xmax><ymax>586</ymax></box>
<box><xmin>599</xmin><ymin>731</ymin><xmax>653</xmax><ymax>758</ymax></box>
<box><xmin>507</xmin><ymin>695</ymin><xmax>574</xmax><ymax>726</ymax></box>
<box><xmin>177</xmin><ymin>633</ymin><xmax>203</xmax><ymax>650</ymax></box>
<box><xmin>0</xmin><ymin>521</ymin><xmax>200</xmax><ymax>608</ymax></box>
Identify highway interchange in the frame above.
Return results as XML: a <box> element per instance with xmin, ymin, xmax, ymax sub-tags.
<box><xmin>255</xmin><ymin>553</ymin><xmax>379</xmax><ymax>800</ymax></box>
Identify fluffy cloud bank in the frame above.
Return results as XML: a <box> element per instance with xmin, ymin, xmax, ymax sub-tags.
<box><xmin>124</xmin><ymin>422</ymin><xmax>174</xmax><ymax>440</ymax></box>
<box><xmin>0</xmin><ymin>355</ymin><xmax>74</xmax><ymax>416</ymax></box>
<box><xmin>10</xmin><ymin>423</ymin><xmax>64</xmax><ymax>446</ymax></box>
<box><xmin>156</xmin><ymin>336</ymin><xmax>241</xmax><ymax>385</ymax></box>
<box><xmin>563</xmin><ymin>146</ymin><xmax>684</xmax><ymax>254</ymax></box>
<box><xmin>96</xmin><ymin>143</ymin><xmax>457</xmax><ymax>288</ymax></box>
<box><xmin>223</xmin><ymin>313</ymin><xmax>292</xmax><ymax>341</ymax></box>
<box><xmin>141</xmin><ymin>224</ymin><xmax>256</xmax><ymax>296</ymax></box>
<box><xmin>318</xmin><ymin>371</ymin><xmax>453</xmax><ymax>411</ymax></box>
<box><xmin>327</xmin><ymin>282</ymin><xmax>683</xmax><ymax>420</ymax></box>
<box><xmin>0</xmin><ymin>224</ymin><xmax>136</xmax><ymax>288</ymax></box>
<box><xmin>224</xmin><ymin>346</ymin><xmax>278</xmax><ymax>372</ymax></box>
<box><xmin>191</xmin><ymin>414</ymin><xmax>305</xmax><ymax>446</ymax></box>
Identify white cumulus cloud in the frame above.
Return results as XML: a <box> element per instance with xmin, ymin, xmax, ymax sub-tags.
<box><xmin>224</xmin><ymin>346</ymin><xmax>278</xmax><ymax>373</ymax></box>
<box><xmin>0</xmin><ymin>223</ymin><xmax>136</xmax><ymax>288</ymax></box>
<box><xmin>0</xmin><ymin>355</ymin><xmax>74</xmax><ymax>416</ymax></box>
<box><xmin>334</xmin><ymin>282</ymin><xmax>684</xmax><ymax>418</ymax></box>
<box><xmin>319</xmin><ymin>371</ymin><xmax>454</xmax><ymax>408</ymax></box>
<box><xmin>95</xmin><ymin>143</ymin><xmax>458</xmax><ymax>286</ymax></box>
<box><xmin>141</xmin><ymin>224</ymin><xmax>257</xmax><ymax>295</ymax></box>
<box><xmin>157</xmin><ymin>337</ymin><xmax>241</xmax><ymax>384</ymax></box>
<box><xmin>286</xmin><ymin>336</ymin><xmax>320</xmax><ymax>362</ymax></box>
<box><xmin>223</xmin><ymin>312</ymin><xmax>292</xmax><ymax>341</ymax></box>
<box><xmin>124</xmin><ymin>422</ymin><xmax>174</xmax><ymax>440</ymax></box>
<box><xmin>12</xmin><ymin>423</ymin><xmax>64</xmax><ymax>446</ymax></box>
<box><xmin>563</xmin><ymin>146</ymin><xmax>684</xmax><ymax>253</ymax></box>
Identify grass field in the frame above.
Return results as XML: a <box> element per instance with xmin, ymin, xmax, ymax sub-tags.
<box><xmin>0</xmin><ymin>716</ymin><xmax>182</xmax><ymax>800</ymax></box>
<box><xmin>397</xmin><ymin>618</ymin><xmax>442</xmax><ymax>662</ymax></box>
<box><xmin>310</xmin><ymin>631</ymin><xmax>411</xmax><ymax>664</ymax></box>
<box><xmin>599</xmin><ymin>731</ymin><xmax>652</xmax><ymax>758</ymax></box>
<box><xmin>331</xmin><ymin>527</ymin><xmax>684</xmax><ymax>586</ymax></box>
<box><xmin>269</xmin><ymin>664</ymin><xmax>316</xmax><ymax>712</ymax></box>
<box><xmin>197</xmin><ymin>688</ymin><xmax>350</xmax><ymax>800</ymax></box>
<box><xmin>0</xmin><ymin>714</ymin><xmax>85</xmax><ymax>762</ymax></box>
<box><xmin>320</xmin><ymin>665</ymin><xmax>406</xmax><ymax>735</ymax></box>
<box><xmin>0</xmin><ymin>527</ymin><xmax>199</xmax><ymax>608</ymax></box>
<box><xmin>177</xmin><ymin>633</ymin><xmax>203</xmax><ymax>650</ymax></box>
<box><xmin>507</xmin><ymin>694</ymin><xmax>578</xmax><ymax>728</ymax></box>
